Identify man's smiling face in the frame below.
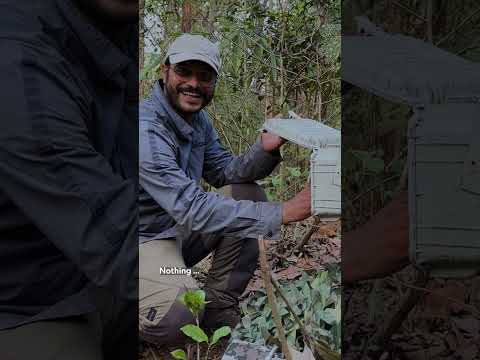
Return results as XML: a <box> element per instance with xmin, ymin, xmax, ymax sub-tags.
<box><xmin>162</xmin><ymin>60</ymin><xmax>217</xmax><ymax>120</ymax></box>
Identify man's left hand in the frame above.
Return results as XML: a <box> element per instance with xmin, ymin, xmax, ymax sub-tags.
<box><xmin>261</xmin><ymin>130</ymin><xmax>287</xmax><ymax>152</ymax></box>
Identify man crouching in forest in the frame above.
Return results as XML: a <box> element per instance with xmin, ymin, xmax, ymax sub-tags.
<box><xmin>138</xmin><ymin>34</ymin><xmax>312</xmax><ymax>345</ymax></box>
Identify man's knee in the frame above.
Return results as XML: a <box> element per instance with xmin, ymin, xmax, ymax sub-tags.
<box><xmin>139</xmin><ymin>288</ymin><xmax>203</xmax><ymax>346</ymax></box>
<box><xmin>139</xmin><ymin>240</ymin><xmax>200</xmax><ymax>346</ymax></box>
<box><xmin>220</xmin><ymin>183</ymin><xmax>268</xmax><ymax>202</ymax></box>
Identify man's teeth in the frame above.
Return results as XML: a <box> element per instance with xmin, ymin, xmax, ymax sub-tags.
<box><xmin>182</xmin><ymin>91</ymin><xmax>201</xmax><ymax>98</ymax></box>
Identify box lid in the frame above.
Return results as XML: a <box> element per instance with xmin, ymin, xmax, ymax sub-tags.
<box><xmin>343</xmin><ymin>34</ymin><xmax>480</xmax><ymax>105</ymax></box>
<box><xmin>262</xmin><ymin>118</ymin><xmax>340</xmax><ymax>149</ymax></box>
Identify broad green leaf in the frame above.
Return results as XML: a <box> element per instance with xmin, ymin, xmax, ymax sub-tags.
<box><xmin>170</xmin><ymin>349</ymin><xmax>188</xmax><ymax>360</ymax></box>
<box><xmin>319</xmin><ymin>282</ymin><xmax>331</xmax><ymax>304</ymax></box>
<box><xmin>287</xmin><ymin>328</ymin><xmax>297</xmax><ymax>346</ymax></box>
<box><xmin>262</xmin><ymin>304</ymin><xmax>272</xmax><ymax>318</ymax></box>
<box><xmin>180</xmin><ymin>324</ymin><xmax>208</xmax><ymax>343</ymax></box>
<box><xmin>279</xmin><ymin>305</ymin><xmax>289</xmax><ymax>317</ymax></box>
<box><xmin>255</xmin><ymin>296</ymin><xmax>267</xmax><ymax>307</ymax></box>
<box><xmin>259</xmin><ymin>318</ymin><xmax>270</xmax><ymax>339</ymax></box>
<box><xmin>241</xmin><ymin>314</ymin><xmax>251</xmax><ymax>329</ymax></box>
<box><xmin>210</xmin><ymin>326</ymin><xmax>231</xmax><ymax>345</ymax></box>
<box><xmin>311</xmin><ymin>276</ymin><xmax>322</xmax><ymax>290</ymax></box>
<box><xmin>319</xmin><ymin>308</ymin><xmax>337</xmax><ymax>325</ymax></box>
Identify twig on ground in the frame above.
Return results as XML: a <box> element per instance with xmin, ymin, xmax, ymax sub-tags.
<box><xmin>270</xmin><ymin>274</ymin><xmax>310</xmax><ymax>345</ymax></box>
<box><xmin>294</xmin><ymin>216</ymin><xmax>322</xmax><ymax>251</ymax></box>
<box><xmin>396</xmin><ymin>279</ymin><xmax>480</xmax><ymax>317</ymax></box>
<box><xmin>361</xmin><ymin>270</ymin><xmax>429</xmax><ymax>360</ymax></box>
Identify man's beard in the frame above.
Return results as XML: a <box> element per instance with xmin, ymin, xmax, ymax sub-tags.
<box><xmin>164</xmin><ymin>73</ymin><xmax>214</xmax><ymax>119</ymax></box>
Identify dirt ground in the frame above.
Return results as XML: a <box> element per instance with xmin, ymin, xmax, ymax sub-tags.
<box><xmin>138</xmin><ymin>219</ymin><xmax>480</xmax><ymax>360</ymax></box>
<box><xmin>343</xmin><ymin>267</ymin><xmax>480</xmax><ymax>359</ymax></box>
<box><xmin>139</xmin><ymin>218</ymin><xmax>341</xmax><ymax>360</ymax></box>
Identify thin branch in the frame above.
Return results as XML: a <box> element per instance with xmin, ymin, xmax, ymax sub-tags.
<box><xmin>436</xmin><ymin>6</ymin><xmax>480</xmax><ymax>46</ymax></box>
<box><xmin>258</xmin><ymin>236</ymin><xmax>292</xmax><ymax>360</ymax></box>
<box><xmin>361</xmin><ymin>270</ymin><xmax>429</xmax><ymax>360</ymax></box>
<box><xmin>294</xmin><ymin>216</ymin><xmax>322</xmax><ymax>251</ymax></box>
<box><xmin>391</xmin><ymin>0</ymin><xmax>427</xmax><ymax>22</ymax></box>
<box><xmin>344</xmin><ymin>175</ymin><xmax>400</xmax><ymax>207</ymax></box>
<box><xmin>396</xmin><ymin>279</ymin><xmax>480</xmax><ymax>317</ymax></box>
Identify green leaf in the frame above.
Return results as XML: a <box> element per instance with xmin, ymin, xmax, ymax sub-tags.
<box><xmin>255</xmin><ymin>296</ymin><xmax>267</xmax><ymax>308</ymax></box>
<box><xmin>287</xmin><ymin>327</ymin><xmax>297</xmax><ymax>346</ymax></box>
<box><xmin>319</xmin><ymin>308</ymin><xmax>337</xmax><ymax>325</ymax></box>
<box><xmin>319</xmin><ymin>283</ymin><xmax>331</xmax><ymax>305</ymax></box>
<box><xmin>210</xmin><ymin>326</ymin><xmax>231</xmax><ymax>345</ymax></box>
<box><xmin>179</xmin><ymin>289</ymin><xmax>207</xmax><ymax>317</ymax></box>
<box><xmin>289</xmin><ymin>167</ymin><xmax>302</xmax><ymax>177</ymax></box>
<box><xmin>241</xmin><ymin>314</ymin><xmax>252</xmax><ymax>329</ymax></box>
<box><xmin>272</xmin><ymin>175</ymin><xmax>282</xmax><ymax>187</ymax></box>
<box><xmin>180</xmin><ymin>324</ymin><xmax>208</xmax><ymax>343</ymax></box>
<box><xmin>279</xmin><ymin>305</ymin><xmax>289</xmax><ymax>317</ymax></box>
<box><xmin>170</xmin><ymin>349</ymin><xmax>188</xmax><ymax>360</ymax></box>
<box><xmin>302</xmin><ymin>282</ymin><xmax>311</xmax><ymax>299</ymax></box>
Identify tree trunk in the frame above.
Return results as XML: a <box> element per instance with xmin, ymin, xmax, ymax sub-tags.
<box><xmin>181</xmin><ymin>1</ymin><xmax>193</xmax><ymax>33</ymax></box>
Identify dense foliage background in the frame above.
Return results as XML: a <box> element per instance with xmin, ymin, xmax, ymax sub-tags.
<box><xmin>140</xmin><ymin>0</ymin><xmax>341</xmax><ymax>201</ymax></box>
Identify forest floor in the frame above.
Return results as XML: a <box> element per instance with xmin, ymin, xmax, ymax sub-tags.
<box><xmin>139</xmin><ymin>217</ymin><xmax>341</xmax><ymax>360</ymax></box>
<box><xmin>138</xmin><ymin>220</ymin><xmax>480</xmax><ymax>360</ymax></box>
<box><xmin>343</xmin><ymin>267</ymin><xmax>480</xmax><ymax>359</ymax></box>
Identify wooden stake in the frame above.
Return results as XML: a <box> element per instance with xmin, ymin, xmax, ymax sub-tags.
<box><xmin>258</xmin><ymin>236</ymin><xmax>292</xmax><ymax>360</ymax></box>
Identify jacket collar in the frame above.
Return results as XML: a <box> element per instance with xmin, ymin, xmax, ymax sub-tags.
<box><xmin>53</xmin><ymin>0</ymin><xmax>132</xmax><ymax>83</ymax></box>
<box><xmin>152</xmin><ymin>80</ymin><xmax>196</xmax><ymax>140</ymax></box>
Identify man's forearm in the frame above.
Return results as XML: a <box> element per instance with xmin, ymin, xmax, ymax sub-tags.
<box><xmin>343</xmin><ymin>229</ymin><xmax>407</xmax><ymax>283</ymax></box>
<box><xmin>343</xmin><ymin>193</ymin><xmax>410</xmax><ymax>284</ymax></box>
<box><xmin>223</xmin><ymin>139</ymin><xmax>282</xmax><ymax>183</ymax></box>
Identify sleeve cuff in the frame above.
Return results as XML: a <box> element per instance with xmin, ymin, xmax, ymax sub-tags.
<box><xmin>259</xmin><ymin>201</ymin><xmax>282</xmax><ymax>240</ymax></box>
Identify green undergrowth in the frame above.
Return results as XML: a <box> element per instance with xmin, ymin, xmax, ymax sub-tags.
<box><xmin>233</xmin><ymin>265</ymin><xmax>341</xmax><ymax>356</ymax></box>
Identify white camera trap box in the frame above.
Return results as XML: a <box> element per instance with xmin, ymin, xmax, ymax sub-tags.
<box><xmin>409</xmin><ymin>100</ymin><xmax>480</xmax><ymax>278</ymax></box>
<box><xmin>343</xmin><ymin>31</ymin><xmax>480</xmax><ymax>278</ymax></box>
<box><xmin>262</xmin><ymin>115</ymin><xmax>341</xmax><ymax>218</ymax></box>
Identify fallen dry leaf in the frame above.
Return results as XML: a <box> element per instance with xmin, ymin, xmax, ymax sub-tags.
<box><xmin>274</xmin><ymin>265</ymin><xmax>302</xmax><ymax>280</ymax></box>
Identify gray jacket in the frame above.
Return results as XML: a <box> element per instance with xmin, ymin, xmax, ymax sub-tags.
<box><xmin>139</xmin><ymin>81</ymin><xmax>282</xmax><ymax>243</ymax></box>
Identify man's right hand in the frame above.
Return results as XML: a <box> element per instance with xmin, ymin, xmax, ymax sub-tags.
<box><xmin>343</xmin><ymin>191</ymin><xmax>409</xmax><ymax>283</ymax></box>
<box><xmin>282</xmin><ymin>181</ymin><xmax>312</xmax><ymax>224</ymax></box>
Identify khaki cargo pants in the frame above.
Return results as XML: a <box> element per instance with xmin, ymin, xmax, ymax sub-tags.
<box><xmin>139</xmin><ymin>184</ymin><xmax>267</xmax><ymax>346</ymax></box>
